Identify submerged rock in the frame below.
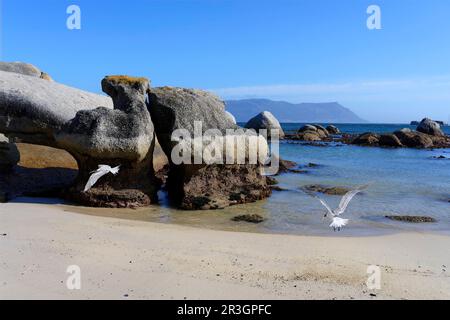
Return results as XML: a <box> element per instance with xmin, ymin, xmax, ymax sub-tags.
<box><xmin>148</xmin><ymin>87</ymin><xmax>271</xmax><ymax>210</ymax></box>
<box><xmin>276</xmin><ymin>158</ymin><xmax>298</xmax><ymax>174</ymax></box>
<box><xmin>56</xmin><ymin>76</ymin><xmax>160</xmax><ymax>208</ymax></box>
<box><xmin>232</xmin><ymin>214</ymin><xmax>266</xmax><ymax>224</ymax></box>
<box><xmin>302</xmin><ymin>184</ymin><xmax>351</xmax><ymax>196</ymax></box>
<box><xmin>417</xmin><ymin>118</ymin><xmax>444</xmax><ymax>137</ymax></box>
<box><xmin>385</xmin><ymin>215</ymin><xmax>436</xmax><ymax>223</ymax></box>
<box><xmin>0</xmin><ymin>70</ymin><xmax>112</xmax><ymax>147</ymax></box>
<box><xmin>245</xmin><ymin>111</ymin><xmax>285</xmax><ymax>139</ymax></box>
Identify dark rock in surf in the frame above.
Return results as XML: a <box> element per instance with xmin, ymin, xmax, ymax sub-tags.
<box><xmin>326</xmin><ymin>125</ymin><xmax>340</xmax><ymax>134</ymax></box>
<box><xmin>385</xmin><ymin>215</ymin><xmax>436</xmax><ymax>223</ymax></box>
<box><xmin>352</xmin><ymin>132</ymin><xmax>380</xmax><ymax>146</ymax></box>
<box><xmin>232</xmin><ymin>214</ymin><xmax>266</xmax><ymax>224</ymax></box>
<box><xmin>302</xmin><ymin>184</ymin><xmax>351</xmax><ymax>196</ymax></box>
<box><xmin>379</xmin><ymin>134</ymin><xmax>403</xmax><ymax>148</ymax></box>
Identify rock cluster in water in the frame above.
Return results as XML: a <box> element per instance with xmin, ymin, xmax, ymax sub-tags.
<box><xmin>385</xmin><ymin>215</ymin><xmax>437</xmax><ymax>223</ymax></box>
<box><xmin>352</xmin><ymin>119</ymin><xmax>449</xmax><ymax>149</ymax></box>
<box><xmin>283</xmin><ymin>124</ymin><xmax>340</xmax><ymax>142</ymax></box>
<box><xmin>0</xmin><ymin>62</ymin><xmax>271</xmax><ymax>209</ymax></box>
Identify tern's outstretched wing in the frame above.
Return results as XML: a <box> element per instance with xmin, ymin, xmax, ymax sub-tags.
<box><xmin>315</xmin><ymin>196</ymin><xmax>334</xmax><ymax>217</ymax></box>
<box><xmin>335</xmin><ymin>185</ymin><xmax>369</xmax><ymax>216</ymax></box>
<box><xmin>83</xmin><ymin>167</ymin><xmax>111</xmax><ymax>192</ymax></box>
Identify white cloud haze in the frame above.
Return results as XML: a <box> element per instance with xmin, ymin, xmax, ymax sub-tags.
<box><xmin>210</xmin><ymin>76</ymin><xmax>450</xmax><ymax>123</ymax></box>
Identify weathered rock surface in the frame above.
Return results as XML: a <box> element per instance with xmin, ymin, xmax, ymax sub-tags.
<box><xmin>232</xmin><ymin>214</ymin><xmax>266</xmax><ymax>224</ymax></box>
<box><xmin>379</xmin><ymin>134</ymin><xmax>403</xmax><ymax>147</ymax></box>
<box><xmin>148</xmin><ymin>87</ymin><xmax>239</xmax><ymax>155</ymax></box>
<box><xmin>298</xmin><ymin>125</ymin><xmax>318</xmax><ymax>133</ymax></box>
<box><xmin>417</xmin><ymin>118</ymin><xmax>444</xmax><ymax>137</ymax></box>
<box><xmin>0</xmin><ymin>134</ymin><xmax>20</xmax><ymax>172</ymax></box>
<box><xmin>245</xmin><ymin>111</ymin><xmax>285</xmax><ymax>139</ymax></box>
<box><xmin>0</xmin><ymin>70</ymin><xmax>113</xmax><ymax>146</ymax></box>
<box><xmin>326</xmin><ymin>125</ymin><xmax>340</xmax><ymax>134</ymax></box>
<box><xmin>393</xmin><ymin>130</ymin><xmax>434</xmax><ymax>148</ymax></box>
<box><xmin>0</xmin><ymin>61</ymin><xmax>53</xmax><ymax>81</ymax></box>
<box><xmin>148</xmin><ymin>87</ymin><xmax>271</xmax><ymax>210</ymax></box>
<box><xmin>293</xmin><ymin>124</ymin><xmax>330</xmax><ymax>141</ymax></box>
<box><xmin>386</xmin><ymin>215</ymin><xmax>436</xmax><ymax>223</ymax></box>
<box><xmin>352</xmin><ymin>129</ymin><xmax>448</xmax><ymax>149</ymax></box>
<box><xmin>56</xmin><ymin>76</ymin><xmax>159</xmax><ymax>208</ymax></box>
<box><xmin>352</xmin><ymin>132</ymin><xmax>380</xmax><ymax>146</ymax></box>
<box><xmin>302</xmin><ymin>184</ymin><xmax>351</xmax><ymax>196</ymax></box>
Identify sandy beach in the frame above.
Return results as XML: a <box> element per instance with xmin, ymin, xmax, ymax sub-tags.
<box><xmin>1</xmin><ymin>201</ymin><xmax>449</xmax><ymax>300</ymax></box>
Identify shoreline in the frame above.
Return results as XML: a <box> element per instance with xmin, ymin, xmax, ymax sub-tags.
<box><xmin>1</xmin><ymin>201</ymin><xmax>449</xmax><ymax>300</ymax></box>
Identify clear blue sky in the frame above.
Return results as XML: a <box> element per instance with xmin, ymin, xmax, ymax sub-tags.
<box><xmin>2</xmin><ymin>0</ymin><xmax>450</xmax><ymax>123</ymax></box>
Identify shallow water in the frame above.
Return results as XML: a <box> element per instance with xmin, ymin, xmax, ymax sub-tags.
<box><xmin>55</xmin><ymin>123</ymin><xmax>450</xmax><ymax>237</ymax></box>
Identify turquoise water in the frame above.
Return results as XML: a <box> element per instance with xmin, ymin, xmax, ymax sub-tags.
<box><xmin>69</xmin><ymin>123</ymin><xmax>450</xmax><ymax>237</ymax></box>
<box><xmin>265</xmin><ymin>123</ymin><xmax>450</xmax><ymax>235</ymax></box>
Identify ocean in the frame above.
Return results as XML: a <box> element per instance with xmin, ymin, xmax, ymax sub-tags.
<box><xmin>75</xmin><ymin>123</ymin><xmax>450</xmax><ymax>237</ymax></box>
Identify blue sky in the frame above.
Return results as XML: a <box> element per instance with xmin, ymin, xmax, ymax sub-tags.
<box><xmin>2</xmin><ymin>0</ymin><xmax>450</xmax><ymax>123</ymax></box>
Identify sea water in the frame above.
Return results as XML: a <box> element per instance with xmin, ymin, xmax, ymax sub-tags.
<box><xmin>64</xmin><ymin>124</ymin><xmax>450</xmax><ymax>236</ymax></box>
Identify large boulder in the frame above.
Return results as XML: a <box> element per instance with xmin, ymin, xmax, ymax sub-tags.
<box><xmin>298</xmin><ymin>124</ymin><xmax>318</xmax><ymax>133</ymax></box>
<box><xmin>393</xmin><ymin>130</ymin><xmax>434</xmax><ymax>148</ymax></box>
<box><xmin>379</xmin><ymin>134</ymin><xmax>403</xmax><ymax>148</ymax></box>
<box><xmin>326</xmin><ymin>125</ymin><xmax>340</xmax><ymax>134</ymax></box>
<box><xmin>55</xmin><ymin>76</ymin><xmax>159</xmax><ymax>208</ymax></box>
<box><xmin>296</xmin><ymin>131</ymin><xmax>322</xmax><ymax>141</ymax></box>
<box><xmin>245</xmin><ymin>111</ymin><xmax>285</xmax><ymax>139</ymax></box>
<box><xmin>148</xmin><ymin>87</ymin><xmax>271</xmax><ymax>210</ymax></box>
<box><xmin>0</xmin><ymin>70</ymin><xmax>112</xmax><ymax>147</ymax></box>
<box><xmin>0</xmin><ymin>61</ymin><xmax>53</xmax><ymax>81</ymax></box>
<box><xmin>0</xmin><ymin>134</ymin><xmax>20</xmax><ymax>172</ymax></box>
<box><xmin>352</xmin><ymin>132</ymin><xmax>380</xmax><ymax>146</ymax></box>
<box><xmin>417</xmin><ymin>118</ymin><xmax>444</xmax><ymax>137</ymax></box>
<box><xmin>296</xmin><ymin>124</ymin><xmax>329</xmax><ymax>141</ymax></box>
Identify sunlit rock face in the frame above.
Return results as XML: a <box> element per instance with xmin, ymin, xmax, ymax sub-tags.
<box><xmin>55</xmin><ymin>76</ymin><xmax>160</xmax><ymax>208</ymax></box>
<box><xmin>148</xmin><ymin>87</ymin><xmax>271</xmax><ymax>210</ymax></box>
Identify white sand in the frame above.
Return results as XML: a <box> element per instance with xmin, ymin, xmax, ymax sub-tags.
<box><xmin>1</xmin><ymin>202</ymin><xmax>449</xmax><ymax>300</ymax></box>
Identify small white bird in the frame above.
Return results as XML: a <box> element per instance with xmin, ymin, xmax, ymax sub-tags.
<box><xmin>84</xmin><ymin>165</ymin><xmax>121</xmax><ymax>192</ymax></box>
<box><xmin>309</xmin><ymin>185</ymin><xmax>369</xmax><ymax>231</ymax></box>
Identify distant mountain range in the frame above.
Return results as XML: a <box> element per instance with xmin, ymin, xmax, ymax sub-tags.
<box><xmin>225</xmin><ymin>99</ymin><xmax>367</xmax><ymax>123</ymax></box>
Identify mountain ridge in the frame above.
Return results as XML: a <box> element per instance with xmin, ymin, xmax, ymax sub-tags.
<box><xmin>225</xmin><ymin>98</ymin><xmax>367</xmax><ymax>123</ymax></box>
